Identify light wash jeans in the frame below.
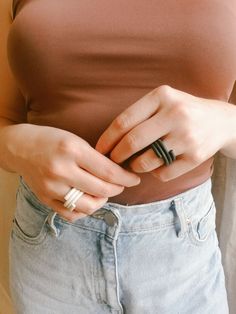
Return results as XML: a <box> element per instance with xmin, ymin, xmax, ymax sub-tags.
<box><xmin>9</xmin><ymin>176</ymin><xmax>229</xmax><ymax>314</ymax></box>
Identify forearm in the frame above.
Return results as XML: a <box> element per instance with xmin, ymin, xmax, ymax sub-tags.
<box><xmin>219</xmin><ymin>102</ymin><xmax>236</xmax><ymax>159</ymax></box>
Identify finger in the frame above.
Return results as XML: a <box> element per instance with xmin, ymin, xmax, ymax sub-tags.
<box><xmin>129</xmin><ymin>136</ymin><xmax>183</xmax><ymax>173</ymax></box>
<box><xmin>151</xmin><ymin>157</ymin><xmax>195</xmax><ymax>181</ymax></box>
<box><xmin>95</xmin><ymin>90</ymin><xmax>161</xmax><ymax>154</ymax></box>
<box><xmin>78</xmin><ymin>145</ymin><xmax>141</xmax><ymax>187</ymax></box>
<box><xmin>109</xmin><ymin>112</ymin><xmax>170</xmax><ymax>163</ymax></box>
<box><xmin>52</xmin><ymin>185</ymin><xmax>108</xmax><ymax>215</ymax></box>
<box><xmin>38</xmin><ymin>165</ymin><xmax>125</xmax><ymax>199</ymax></box>
<box><xmin>50</xmin><ymin>200</ymin><xmax>88</xmax><ymax>223</ymax></box>
<box><xmin>64</xmin><ymin>166</ymin><xmax>125</xmax><ymax>198</ymax></box>
<box><xmin>129</xmin><ymin>149</ymin><xmax>164</xmax><ymax>172</ymax></box>
<box><xmin>73</xmin><ymin>195</ymin><xmax>108</xmax><ymax>215</ymax></box>
<box><xmin>54</xmin><ymin>193</ymin><xmax>108</xmax><ymax>215</ymax></box>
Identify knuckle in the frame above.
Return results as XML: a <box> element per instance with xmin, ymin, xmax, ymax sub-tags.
<box><xmin>45</xmin><ymin>161</ymin><xmax>61</xmax><ymax>178</ymax></box>
<box><xmin>97</xmin><ymin>184</ymin><xmax>112</xmax><ymax>197</ymax></box>
<box><xmin>188</xmin><ymin>149</ymin><xmax>204</xmax><ymax>164</ymax></box>
<box><xmin>57</xmin><ymin>138</ymin><xmax>79</xmax><ymax>156</ymax></box>
<box><xmin>153</xmin><ymin>85</ymin><xmax>172</xmax><ymax>98</ymax></box>
<box><xmin>57</xmin><ymin>138</ymin><xmax>73</xmax><ymax>152</ymax></box>
<box><xmin>137</xmin><ymin>158</ymin><xmax>151</xmax><ymax>171</ymax></box>
<box><xmin>113</xmin><ymin>114</ymin><xmax>131</xmax><ymax>132</ymax></box>
<box><xmin>104</xmin><ymin>167</ymin><xmax>117</xmax><ymax>182</ymax></box>
<box><xmin>183</xmin><ymin>131</ymin><xmax>199</xmax><ymax>148</ymax></box>
<box><xmin>97</xmin><ymin>182</ymin><xmax>124</xmax><ymax>197</ymax></box>
<box><xmin>172</xmin><ymin>101</ymin><xmax>189</xmax><ymax>118</ymax></box>
<box><xmin>126</xmin><ymin>133</ymin><xmax>138</xmax><ymax>151</ymax></box>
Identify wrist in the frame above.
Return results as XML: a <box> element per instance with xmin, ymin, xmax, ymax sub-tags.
<box><xmin>0</xmin><ymin>123</ymin><xmax>40</xmax><ymax>173</ymax></box>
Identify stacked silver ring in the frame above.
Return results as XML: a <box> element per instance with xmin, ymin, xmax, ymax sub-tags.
<box><xmin>63</xmin><ymin>187</ymin><xmax>84</xmax><ymax>212</ymax></box>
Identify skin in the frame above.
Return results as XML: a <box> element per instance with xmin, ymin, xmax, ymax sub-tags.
<box><xmin>1</xmin><ymin>0</ymin><xmax>236</xmax><ymax>222</ymax></box>
<box><xmin>95</xmin><ymin>85</ymin><xmax>236</xmax><ymax>180</ymax></box>
<box><xmin>0</xmin><ymin>0</ymin><xmax>140</xmax><ymax>222</ymax></box>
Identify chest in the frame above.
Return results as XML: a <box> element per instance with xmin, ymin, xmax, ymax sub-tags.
<box><xmin>9</xmin><ymin>0</ymin><xmax>236</xmax><ymax>97</ymax></box>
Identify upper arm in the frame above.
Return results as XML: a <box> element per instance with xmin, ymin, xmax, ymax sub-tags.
<box><xmin>0</xmin><ymin>0</ymin><xmax>27</xmax><ymax>123</ymax></box>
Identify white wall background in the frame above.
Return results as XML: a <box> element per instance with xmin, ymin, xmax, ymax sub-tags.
<box><xmin>0</xmin><ymin>169</ymin><xmax>18</xmax><ymax>314</ymax></box>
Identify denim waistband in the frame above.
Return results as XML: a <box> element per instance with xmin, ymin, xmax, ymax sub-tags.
<box><xmin>18</xmin><ymin>175</ymin><xmax>214</xmax><ymax>237</ymax></box>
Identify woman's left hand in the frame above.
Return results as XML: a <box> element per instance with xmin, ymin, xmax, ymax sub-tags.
<box><xmin>95</xmin><ymin>85</ymin><xmax>234</xmax><ymax>181</ymax></box>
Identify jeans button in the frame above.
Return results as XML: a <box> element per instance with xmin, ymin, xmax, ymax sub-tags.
<box><xmin>91</xmin><ymin>208</ymin><xmax>107</xmax><ymax>219</ymax></box>
<box><xmin>104</xmin><ymin>211</ymin><xmax>117</xmax><ymax>226</ymax></box>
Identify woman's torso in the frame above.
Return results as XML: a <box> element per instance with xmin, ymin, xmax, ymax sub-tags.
<box><xmin>8</xmin><ymin>0</ymin><xmax>236</xmax><ymax>204</ymax></box>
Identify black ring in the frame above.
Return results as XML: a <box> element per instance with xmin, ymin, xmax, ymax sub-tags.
<box><xmin>152</xmin><ymin>141</ymin><xmax>170</xmax><ymax>165</ymax></box>
<box><xmin>157</xmin><ymin>139</ymin><xmax>176</xmax><ymax>162</ymax></box>
<box><xmin>150</xmin><ymin>142</ymin><xmax>162</xmax><ymax>159</ymax></box>
<box><xmin>150</xmin><ymin>139</ymin><xmax>176</xmax><ymax>166</ymax></box>
<box><xmin>169</xmin><ymin>149</ymin><xmax>176</xmax><ymax>161</ymax></box>
<box><xmin>156</xmin><ymin>139</ymin><xmax>173</xmax><ymax>165</ymax></box>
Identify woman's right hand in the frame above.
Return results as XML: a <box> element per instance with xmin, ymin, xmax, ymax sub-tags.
<box><xmin>1</xmin><ymin>123</ymin><xmax>141</xmax><ymax>222</ymax></box>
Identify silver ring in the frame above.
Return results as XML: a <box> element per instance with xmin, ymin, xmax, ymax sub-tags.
<box><xmin>63</xmin><ymin>187</ymin><xmax>84</xmax><ymax>211</ymax></box>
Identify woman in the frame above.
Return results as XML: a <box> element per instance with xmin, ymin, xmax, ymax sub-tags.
<box><xmin>1</xmin><ymin>0</ymin><xmax>235</xmax><ymax>313</ymax></box>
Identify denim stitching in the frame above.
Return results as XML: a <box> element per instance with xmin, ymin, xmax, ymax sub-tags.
<box><xmin>182</xmin><ymin>199</ymin><xmax>216</xmax><ymax>247</ymax></box>
<box><xmin>12</xmin><ymin>215</ymin><xmax>49</xmax><ymax>245</ymax></box>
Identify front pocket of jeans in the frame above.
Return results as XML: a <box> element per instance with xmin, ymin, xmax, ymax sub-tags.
<box><xmin>186</xmin><ymin>200</ymin><xmax>216</xmax><ymax>247</ymax></box>
<box><xmin>12</xmin><ymin>215</ymin><xmax>48</xmax><ymax>245</ymax></box>
<box><xmin>11</xmin><ymin>188</ymin><xmax>49</xmax><ymax>245</ymax></box>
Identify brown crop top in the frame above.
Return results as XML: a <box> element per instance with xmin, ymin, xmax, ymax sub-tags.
<box><xmin>7</xmin><ymin>0</ymin><xmax>236</xmax><ymax>204</ymax></box>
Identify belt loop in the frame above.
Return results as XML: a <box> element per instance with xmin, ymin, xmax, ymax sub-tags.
<box><xmin>47</xmin><ymin>211</ymin><xmax>60</xmax><ymax>237</ymax></box>
<box><xmin>108</xmin><ymin>208</ymin><xmax>122</xmax><ymax>241</ymax></box>
<box><xmin>172</xmin><ymin>198</ymin><xmax>189</xmax><ymax>238</ymax></box>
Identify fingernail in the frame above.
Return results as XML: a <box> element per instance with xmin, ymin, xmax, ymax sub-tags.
<box><xmin>132</xmin><ymin>177</ymin><xmax>141</xmax><ymax>186</ymax></box>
